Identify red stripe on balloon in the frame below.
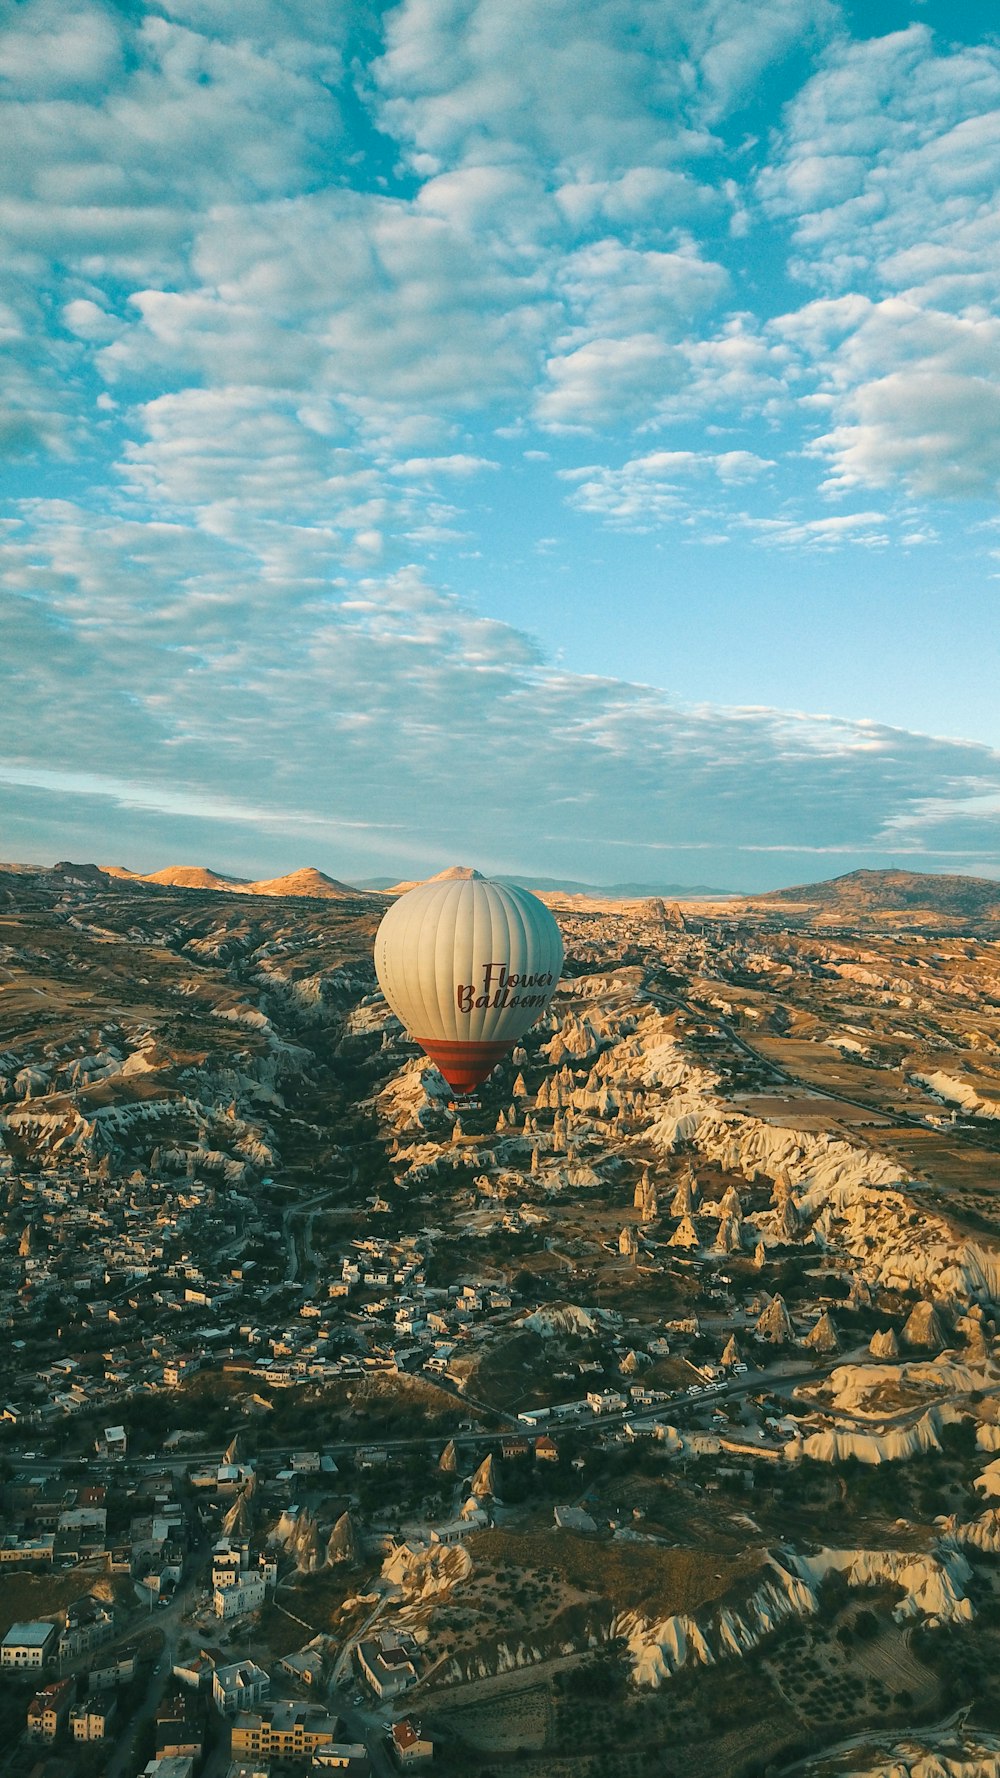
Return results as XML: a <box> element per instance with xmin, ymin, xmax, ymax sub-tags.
<box><xmin>417</xmin><ymin>1037</ymin><xmax>511</xmax><ymax>1095</ymax></box>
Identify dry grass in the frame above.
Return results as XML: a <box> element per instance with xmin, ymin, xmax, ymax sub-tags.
<box><xmin>470</xmin><ymin>1527</ymin><xmax>758</xmax><ymax>1616</ymax></box>
<box><xmin>0</xmin><ymin>1569</ymin><xmax>97</xmax><ymax>1639</ymax></box>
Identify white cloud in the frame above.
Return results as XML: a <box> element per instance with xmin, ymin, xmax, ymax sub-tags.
<box><xmin>391</xmin><ymin>455</ymin><xmax>500</xmax><ymax>477</ymax></box>
<box><xmin>375</xmin><ymin>0</ymin><xmax>834</xmax><ymax>177</ymax></box>
<box><xmin>755</xmin><ymin>26</ymin><xmax>1000</xmax><ymax>501</ymax></box>
<box><xmin>558</xmin><ymin>446</ymin><xmax>773</xmax><ymax>526</ymax></box>
<box><xmin>534</xmin><ymin>335</ymin><xmax>683</xmax><ymax>429</ymax></box>
<box><xmin>5</xmin><ymin>498</ymin><xmax>1000</xmax><ymax>878</ymax></box>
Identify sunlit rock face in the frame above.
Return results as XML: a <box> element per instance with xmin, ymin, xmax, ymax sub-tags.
<box><xmin>614</xmin><ymin>1542</ymin><xmax>973</xmax><ymax>1689</ymax></box>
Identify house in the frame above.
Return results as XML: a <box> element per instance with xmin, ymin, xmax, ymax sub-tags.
<box><xmin>156</xmin><ymin>1692</ymin><xmax>204</xmax><ymax>1758</ymax></box>
<box><xmin>392</xmin><ymin>1718</ymin><xmax>434</xmax><ymax>1764</ymax></box>
<box><xmin>26</xmin><ymin>1679</ymin><xmax>73</xmax><ymax>1743</ymax></box>
<box><xmin>141</xmin><ymin>1759</ymin><xmax>195</xmax><ymax>1778</ymax></box>
<box><xmin>172</xmin><ymin>1653</ymin><xmax>216</xmax><ymax>1692</ymax></box>
<box><xmin>57</xmin><ymin>1595</ymin><xmax>114</xmax><ymax>1660</ymax></box>
<box><xmin>212</xmin><ymin>1550</ymin><xmax>243</xmax><ymax>1591</ymax></box>
<box><xmin>586</xmin><ymin>1389</ymin><xmax>626</xmax><ymax>1415</ymax></box>
<box><xmin>163</xmin><ymin>1355</ymin><xmax>202</xmax><ymax>1388</ymax></box>
<box><xmin>312</xmin><ymin>1746</ymin><xmax>370</xmax><ymax>1773</ymax></box>
<box><xmin>2</xmin><ymin>1621</ymin><xmax>58</xmax><ymax>1670</ymax></box>
<box><xmin>212</xmin><ymin>1661</ymin><xmax>270</xmax><ymax>1716</ymax></box>
<box><xmin>96</xmin><ymin>1424</ymin><xmax>127</xmax><ymax>1457</ymax></box>
<box><xmin>230</xmin><ymin>1700</ymin><xmax>340</xmax><ymax>1760</ymax></box>
<box><xmin>70</xmin><ymin>1697</ymin><xmax>118</xmax><ymax>1740</ymax></box>
<box><xmin>534</xmin><ymin>1435</ymin><xmax>559</xmax><ymax>1462</ymax></box>
<box><xmin>553</xmin><ymin>1505</ymin><xmax>596</xmax><ymax>1533</ymax></box>
<box><xmin>278</xmin><ymin>1647</ymin><xmax>325</xmax><ymax>1688</ymax></box>
<box><xmin>88</xmin><ymin>1652</ymin><xmax>137</xmax><ymax>1691</ymax></box>
<box><xmin>356</xmin><ymin>1634</ymin><xmax>418</xmax><ymax>1701</ymax></box>
<box><xmin>501</xmin><ymin>1437</ymin><xmax>530</xmax><ymax>1461</ymax></box>
<box><xmin>215</xmin><ymin>1573</ymin><xmax>266</xmax><ymax>1620</ymax></box>
<box><xmin>429</xmin><ymin>1512</ymin><xmax>487</xmax><ymax>1544</ymax></box>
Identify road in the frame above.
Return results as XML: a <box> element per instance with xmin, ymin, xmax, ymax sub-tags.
<box><xmin>281</xmin><ymin>1186</ymin><xmax>337</xmax><ymax>1288</ymax></box>
<box><xmin>5</xmin><ymin>1355</ymin><xmax>848</xmax><ymax>1491</ymax></box>
<box><xmin>772</xmin><ymin>1704</ymin><xmax>973</xmax><ymax>1776</ymax></box>
<box><xmin>661</xmin><ymin>983</ymin><xmax>938</xmax><ymax>1140</ymax></box>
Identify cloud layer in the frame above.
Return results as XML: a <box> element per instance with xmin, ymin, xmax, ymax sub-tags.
<box><xmin>3</xmin><ymin>0</ymin><xmax>1000</xmax><ymax>883</ymax></box>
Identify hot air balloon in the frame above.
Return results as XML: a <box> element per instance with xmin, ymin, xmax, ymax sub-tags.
<box><xmin>374</xmin><ymin>867</ymin><xmax>564</xmax><ymax>1095</ymax></box>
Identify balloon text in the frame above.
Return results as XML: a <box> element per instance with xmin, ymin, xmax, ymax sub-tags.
<box><xmin>456</xmin><ymin>960</ymin><xmax>554</xmax><ymax>1014</ymax></box>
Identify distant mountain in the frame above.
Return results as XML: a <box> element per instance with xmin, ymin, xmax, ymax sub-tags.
<box><xmin>362</xmin><ymin>871</ymin><xmax>730</xmax><ymax>899</ymax></box>
<box><xmin>135</xmin><ymin>865</ymin><xmax>251</xmax><ymax>890</ymax></box>
<box><xmin>757</xmin><ymin>869</ymin><xmax>1000</xmax><ymax>919</ymax></box>
<box><xmin>245</xmin><ymin>867</ymin><xmax>360</xmax><ymax>900</ymax></box>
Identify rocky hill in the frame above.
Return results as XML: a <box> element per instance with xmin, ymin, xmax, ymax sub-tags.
<box><xmin>100</xmin><ymin>863</ymin><xmax>372</xmax><ymax>900</ymax></box>
<box><xmin>756</xmin><ymin>868</ymin><xmax>1000</xmax><ymax>924</ymax></box>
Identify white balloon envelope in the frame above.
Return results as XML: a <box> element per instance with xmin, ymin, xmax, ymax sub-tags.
<box><xmin>374</xmin><ymin>867</ymin><xmax>564</xmax><ymax>1094</ymax></box>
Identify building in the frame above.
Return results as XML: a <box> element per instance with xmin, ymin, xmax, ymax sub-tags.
<box><xmin>57</xmin><ymin>1595</ymin><xmax>115</xmax><ymax>1660</ymax></box>
<box><xmin>392</xmin><ymin>1718</ymin><xmax>434</xmax><ymax>1765</ymax></box>
<box><xmin>141</xmin><ymin>1760</ymin><xmax>195</xmax><ymax>1778</ymax></box>
<box><xmin>215</xmin><ymin>1573</ymin><xmax>266</xmax><ymax>1620</ymax></box>
<box><xmin>230</xmin><ymin>1700</ymin><xmax>340</xmax><ymax>1761</ymax></box>
<box><xmin>357</xmin><ymin>1635</ymin><xmax>418</xmax><ymax>1701</ymax></box>
<box><xmin>500</xmin><ymin>1437</ymin><xmax>530</xmax><ymax>1461</ymax></box>
<box><xmin>2</xmin><ymin>1621</ymin><xmax>58</xmax><ymax>1670</ymax></box>
<box><xmin>428</xmin><ymin>1512</ymin><xmax>487</xmax><ymax>1544</ymax></box>
<box><xmin>278</xmin><ymin>1647</ymin><xmax>324</xmax><ymax>1688</ymax></box>
<box><xmin>71</xmin><ymin>1697</ymin><xmax>118</xmax><ymax>1741</ymax></box>
<box><xmin>313</xmin><ymin>1746</ymin><xmax>371</xmax><ymax>1774</ymax></box>
<box><xmin>212</xmin><ymin>1661</ymin><xmax>270</xmax><ymax>1716</ymax></box>
<box><xmin>587</xmin><ymin>1389</ymin><xmax>627</xmax><ymax>1414</ymax></box>
<box><xmin>26</xmin><ymin>1679</ymin><xmax>73</xmax><ymax>1743</ymax></box>
<box><xmin>156</xmin><ymin>1692</ymin><xmax>204</xmax><ymax>1759</ymax></box>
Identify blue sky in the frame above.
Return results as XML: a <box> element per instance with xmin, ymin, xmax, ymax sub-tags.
<box><xmin>3</xmin><ymin>0</ymin><xmax>1000</xmax><ymax>891</ymax></box>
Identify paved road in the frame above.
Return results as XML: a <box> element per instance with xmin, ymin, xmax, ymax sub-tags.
<box><xmin>661</xmin><ymin>983</ymin><xmax>941</xmax><ymax>1140</ymax></box>
<box><xmin>771</xmin><ymin>1704</ymin><xmax>973</xmax><ymax>1776</ymax></box>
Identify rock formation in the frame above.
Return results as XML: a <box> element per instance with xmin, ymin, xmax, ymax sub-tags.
<box><xmin>805</xmin><ymin>1310</ymin><xmax>840</xmax><ymax>1353</ymax></box>
<box><xmin>470</xmin><ymin>1453</ymin><xmax>498</xmax><ymax>1499</ymax></box>
<box><xmin>902</xmin><ymin>1301</ymin><xmax>946</xmax><ymax>1350</ymax></box>
<box><xmin>325</xmin><ymin>1511</ymin><xmax>359</xmax><ymax>1567</ymax></box>
<box><xmin>755</xmin><ymin>1294</ymin><xmax>794</xmax><ymax>1344</ymax></box>
<box><xmin>714</xmin><ymin>1214</ymin><xmax>742</xmax><ymax>1254</ymax></box>
<box><xmin>668</xmin><ymin>1214</ymin><xmax>699</xmax><ymax>1250</ymax></box>
<box><xmin>439</xmin><ymin>1439</ymin><xmax>458</xmax><ymax>1475</ymax></box>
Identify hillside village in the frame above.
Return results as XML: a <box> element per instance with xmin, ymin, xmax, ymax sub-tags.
<box><xmin>3</xmin><ymin>865</ymin><xmax>1000</xmax><ymax>1776</ymax></box>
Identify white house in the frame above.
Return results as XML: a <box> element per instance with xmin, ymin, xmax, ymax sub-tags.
<box><xmin>214</xmin><ymin>1574</ymin><xmax>266</xmax><ymax>1620</ymax></box>
<box><xmin>2</xmin><ymin>1623</ymin><xmax>57</xmax><ymax>1670</ymax></box>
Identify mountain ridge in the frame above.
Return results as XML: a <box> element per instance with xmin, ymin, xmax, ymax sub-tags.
<box><xmin>754</xmin><ymin>868</ymin><xmax>1000</xmax><ymax>918</ymax></box>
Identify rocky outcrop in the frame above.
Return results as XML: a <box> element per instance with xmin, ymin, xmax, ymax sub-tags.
<box><xmin>614</xmin><ymin>1536</ymin><xmax>973</xmax><ymax>1689</ymax></box>
<box><xmin>326</xmin><ymin>1512</ymin><xmax>359</xmax><ymax>1567</ymax></box>
<box><xmin>470</xmin><ymin>1454</ymin><xmax>499</xmax><ymax>1499</ymax></box>
<box><xmin>791</xmin><ymin>1405</ymin><xmax>953</xmax><ymax>1466</ymax></box>
<box><xmin>438</xmin><ymin>1440</ymin><xmax>458</xmax><ymax>1475</ymax></box>
<box><xmin>869</xmin><ymin>1326</ymin><xmax>900</xmax><ymax>1358</ymax></box>
<box><xmin>902</xmin><ymin>1301</ymin><xmax>946</xmax><ymax>1350</ymax></box>
<box><xmin>668</xmin><ymin>1214</ymin><xmax>699</xmax><ymax>1250</ymax></box>
<box><xmin>788</xmin><ymin>1542</ymin><xmax>974</xmax><ymax>1627</ymax></box>
<box><xmin>804</xmin><ymin>1310</ymin><xmax>839</xmax><ymax>1352</ymax></box>
<box><xmin>755</xmin><ymin>1295</ymin><xmax>794</xmax><ymax>1344</ymax></box>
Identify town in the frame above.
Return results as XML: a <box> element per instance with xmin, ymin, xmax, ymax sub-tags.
<box><xmin>3</xmin><ymin>862</ymin><xmax>1000</xmax><ymax>1777</ymax></box>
